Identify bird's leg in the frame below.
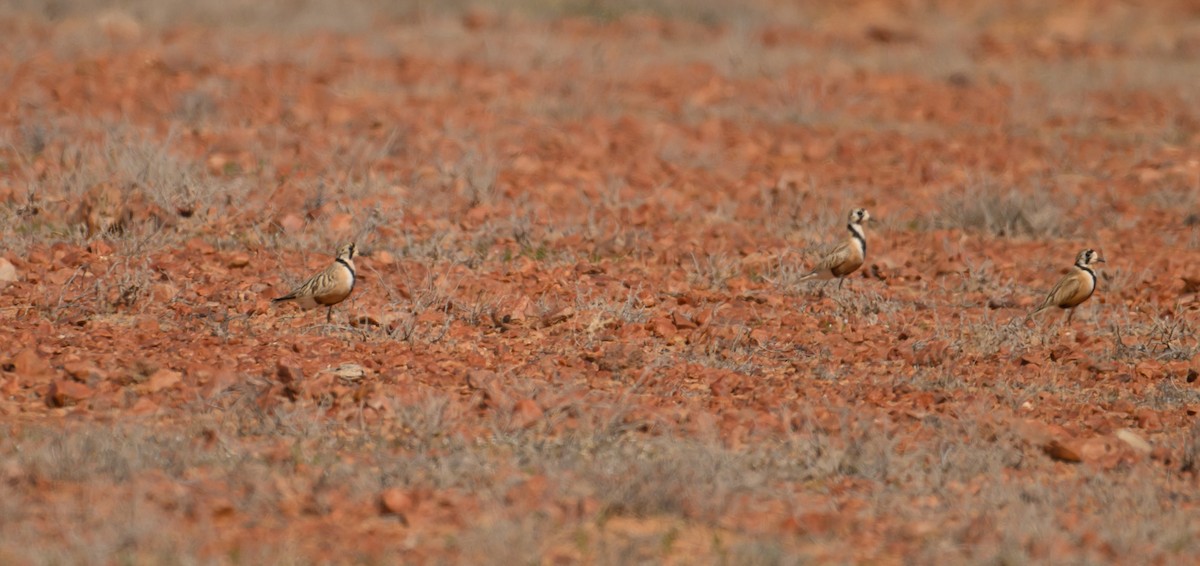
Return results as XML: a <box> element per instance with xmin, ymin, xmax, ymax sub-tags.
<box><xmin>838</xmin><ymin>277</ymin><xmax>845</xmax><ymax>290</ymax></box>
<box><xmin>1066</xmin><ymin>308</ymin><xmax>1075</xmax><ymax>324</ymax></box>
<box><xmin>327</xmin><ymin>306</ymin><xmax>333</xmax><ymax>324</ymax></box>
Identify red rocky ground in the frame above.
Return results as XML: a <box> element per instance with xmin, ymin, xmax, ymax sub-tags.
<box><xmin>2</xmin><ymin>1</ymin><xmax>1200</xmax><ymax>563</ymax></box>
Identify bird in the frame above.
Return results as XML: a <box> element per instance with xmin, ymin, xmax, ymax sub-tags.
<box><xmin>1027</xmin><ymin>248</ymin><xmax>1105</xmax><ymax>323</ymax></box>
<box><xmin>798</xmin><ymin>208</ymin><xmax>870</xmax><ymax>289</ymax></box>
<box><xmin>273</xmin><ymin>243</ymin><xmax>358</xmax><ymax>323</ymax></box>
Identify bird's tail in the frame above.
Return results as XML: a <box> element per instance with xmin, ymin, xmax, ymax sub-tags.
<box><xmin>1025</xmin><ymin>306</ymin><xmax>1048</xmax><ymax>322</ymax></box>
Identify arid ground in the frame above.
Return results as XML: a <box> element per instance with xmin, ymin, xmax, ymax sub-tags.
<box><xmin>2</xmin><ymin>0</ymin><xmax>1200</xmax><ymax>563</ymax></box>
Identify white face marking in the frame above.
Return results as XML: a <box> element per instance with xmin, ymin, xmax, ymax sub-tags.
<box><xmin>1076</xmin><ymin>249</ymin><xmax>1104</xmax><ymax>268</ymax></box>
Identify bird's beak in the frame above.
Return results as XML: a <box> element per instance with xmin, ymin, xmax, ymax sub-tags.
<box><xmin>1096</xmin><ymin>258</ymin><xmax>1106</xmax><ymax>263</ymax></box>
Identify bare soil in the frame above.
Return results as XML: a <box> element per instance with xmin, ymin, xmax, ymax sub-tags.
<box><xmin>2</xmin><ymin>1</ymin><xmax>1200</xmax><ymax>563</ymax></box>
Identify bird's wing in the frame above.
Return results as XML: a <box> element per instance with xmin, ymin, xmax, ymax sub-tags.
<box><xmin>1035</xmin><ymin>274</ymin><xmax>1083</xmax><ymax>313</ymax></box>
<box><xmin>813</xmin><ymin>241</ymin><xmax>852</xmax><ymax>272</ymax></box>
<box><xmin>277</xmin><ymin>265</ymin><xmax>330</xmax><ymax>300</ymax></box>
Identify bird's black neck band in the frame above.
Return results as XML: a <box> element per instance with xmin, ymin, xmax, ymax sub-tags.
<box><xmin>1078</xmin><ymin>263</ymin><xmax>1095</xmax><ymax>281</ymax></box>
<box><xmin>848</xmin><ymin>223</ymin><xmax>866</xmax><ymax>256</ymax></box>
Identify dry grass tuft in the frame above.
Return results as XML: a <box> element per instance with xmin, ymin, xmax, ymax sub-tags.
<box><xmin>934</xmin><ymin>178</ymin><xmax>1069</xmax><ymax>238</ymax></box>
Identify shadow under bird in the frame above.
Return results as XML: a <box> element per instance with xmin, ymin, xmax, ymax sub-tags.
<box><xmin>273</xmin><ymin>243</ymin><xmax>358</xmax><ymax>323</ymax></box>
<box><xmin>1027</xmin><ymin>248</ymin><xmax>1105</xmax><ymax>323</ymax></box>
<box><xmin>799</xmin><ymin>207</ymin><xmax>870</xmax><ymax>289</ymax></box>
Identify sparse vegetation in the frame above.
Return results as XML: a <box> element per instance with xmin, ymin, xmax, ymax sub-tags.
<box><xmin>934</xmin><ymin>178</ymin><xmax>1070</xmax><ymax>238</ymax></box>
<box><xmin>1</xmin><ymin>0</ymin><xmax>1199</xmax><ymax>564</ymax></box>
